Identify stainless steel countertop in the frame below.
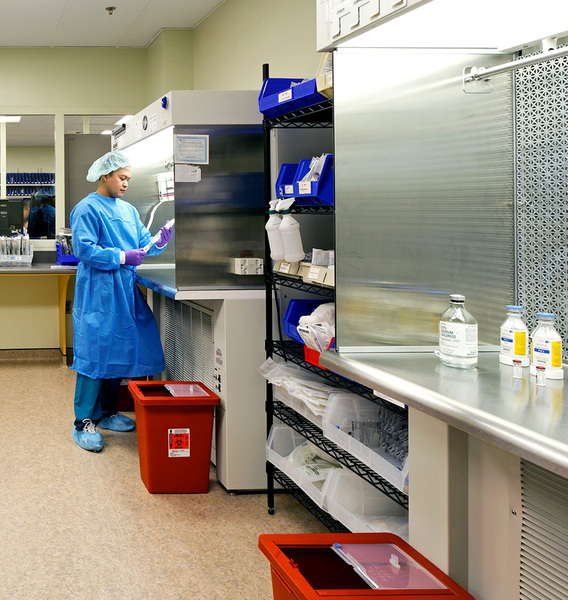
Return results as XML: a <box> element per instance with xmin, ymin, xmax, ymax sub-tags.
<box><xmin>320</xmin><ymin>350</ymin><xmax>568</xmax><ymax>479</ymax></box>
<box><xmin>0</xmin><ymin>263</ymin><xmax>77</xmax><ymax>274</ymax></box>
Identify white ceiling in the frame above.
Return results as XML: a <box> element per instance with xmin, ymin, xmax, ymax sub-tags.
<box><xmin>0</xmin><ymin>0</ymin><xmax>225</xmax><ymax>48</ymax></box>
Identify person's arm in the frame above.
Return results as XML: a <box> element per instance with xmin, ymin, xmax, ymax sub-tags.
<box><xmin>71</xmin><ymin>206</ymin><xmax>122</xmax><ymax>270</ymax></box>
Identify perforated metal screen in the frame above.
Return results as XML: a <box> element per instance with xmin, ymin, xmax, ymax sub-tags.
<box><xmin>515</xmin><ymin>47</ymin><xmax>568</xmax><ymax>360</ymax></box>
<box><xmin>164</xmin><ymin>297</ymin><xmax>215</xmax><ymax>391</ymax></box>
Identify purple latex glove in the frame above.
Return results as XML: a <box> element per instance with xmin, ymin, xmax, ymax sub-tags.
<box><xmin>156</xmin><ymin>225</ymin><xmax>173</xmax><ymax>248</ymax></box>
<box><xmin>124</xmin><ymin>249</ymin><xmax>147</xmax><ymax>266</ymax></box>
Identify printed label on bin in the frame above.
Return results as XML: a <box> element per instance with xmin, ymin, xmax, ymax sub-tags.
<box><xmin>298</xmin><ymin>181</ymin><xmax>311</xmax><ymax>195</ymax></box>
<box><xmin>278</xmin><ymin>89</ymin><xmax>293</xmax><ymax>103</ymax></box>
<box><xmin>168</xmin><ymin>429</ymin><xmax>190</xmax><ymax>457</ymax></box>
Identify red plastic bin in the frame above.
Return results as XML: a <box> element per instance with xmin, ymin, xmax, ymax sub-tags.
<box><xmin>129</xmin><ymin>380</ymin><xmax>220</xmax><ymax>494</ymax></box>
<box><xmin>258</xmin><ymin>533</ymin><xmax>474</xmax><ymax>600</ymax></box>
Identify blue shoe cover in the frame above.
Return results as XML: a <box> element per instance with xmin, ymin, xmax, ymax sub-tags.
<box><xmin>73</xmin><ymin>421</ymin><xmax>103</xmax><ymax>452</ymax></box>
<box><xmin>98</xmin><ymin>413</ymin><xmax>135</xmax><ymax>432</ymax></box>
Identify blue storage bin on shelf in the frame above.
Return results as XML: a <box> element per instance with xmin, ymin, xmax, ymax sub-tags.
<box><xmin>56</xmin><ymin>242</ymin><xmax>79</xmax><ymax>266</ymax></box>
<box><xmin>292</xmin><ymin>154</ymin><xmax>334</xmax><ymax>206</ymax></box>
<box><xmin>259</xmin><ymin>78</ymin><xmax>328</xmax><ymax>119</ymax></box>
<box><xmin>282</xmin><ymin>299</ymin><xmax>327</xmax><ymax>343</ymax></box>
<box><xmin>275</xmin><ymin>164</ymin><xmax>298</xmax><ymax>199</ymax></box>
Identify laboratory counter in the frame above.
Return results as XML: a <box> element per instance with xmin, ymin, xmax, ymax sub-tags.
<box><xmin>135</xmin><ymin>264</ymin><xmax>264</xmax><ymax>301</ymax></box>
<box><xmin>0</xmin><ymin>262</ymin><xmax>77</xmax><ymax>355</ymax></box>
<box><xmin>320</xmin><ymin>349</ymin><xmax>568</xmax><ymax>480</ymax></box>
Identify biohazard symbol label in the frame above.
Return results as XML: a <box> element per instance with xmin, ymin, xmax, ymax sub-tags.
<box><xmin>168</xmin><ymin>428</ymin><xmax>190</xmax><ymax>457</ymax></box>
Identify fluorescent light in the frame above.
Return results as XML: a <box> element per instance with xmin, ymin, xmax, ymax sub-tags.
<box><xmin>101</xmin><ymin>130</ymin><xmax>113</xmax><ymax>135</ymax></box>
<box><xmin>0</xmin><ymin>116</ymin><xmax>21</xmax><ymax>123</ymax></box>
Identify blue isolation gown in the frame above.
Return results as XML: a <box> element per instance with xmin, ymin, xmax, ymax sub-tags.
<box><xmin>70</xmin><ymin>193</ymin><xmax>166</xmax><ymax>380</ymax></box>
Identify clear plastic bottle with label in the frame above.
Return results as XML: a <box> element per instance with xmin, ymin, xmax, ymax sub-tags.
<box><xmin>499</xmin><ymin>305</ymin><xmax>529</xmax><ymax>367</ymax></box>
<box><xmin>530</xmin><ymin>312</ymin><xmax>563</xmax><ymax>380</ymax></box>
<box><xmin>438</xmin><ymin>294</ymin><xmax>478</xmax><ymax>369</ymax></box>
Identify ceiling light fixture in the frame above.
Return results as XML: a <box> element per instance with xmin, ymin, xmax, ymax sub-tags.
<box><xmin>115</xmin><ymin>115</ymin><xmax>134</xmax><ymax>125</ymax></box>
<box><xmin>105</xmin><ymin>6</ymin><xmax>116</xmax><ymax>16</ymax></box>
<box><xmin>0</xmin><ymin>116</ymin><xmax>22</xmax><ymax>123</ymax></box>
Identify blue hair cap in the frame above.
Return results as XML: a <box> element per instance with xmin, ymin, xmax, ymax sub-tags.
<box><xmin>86</xmin><ymin>151</ymin><xmax>131</xmax><ymax>182</ymax></box>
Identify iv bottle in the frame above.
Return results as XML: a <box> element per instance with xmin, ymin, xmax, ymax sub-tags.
<box><xmin>278</xmin><ymin>199</ymin><xmax>305</xmax><ymax>263</ymax></box>
<box><xmin>499</xmin><ymin>305</ymin><xmax>529</xmax><ymax>367</ymax></box>
<box><xmin>530</xmin><ymin>312</ymin><xmax>563</xmax><ymax>380</ymax></box>
<box><xmin>265</xmin><ymin>200</ymin><xmax>284</xmax><ymax>260</ymax></box>
<box><xmin>438</xmin><ymin>294</ymin><xmax>478</xmax><ymax>369</ymax></box>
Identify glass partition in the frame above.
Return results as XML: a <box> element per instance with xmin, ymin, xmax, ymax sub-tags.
<box><xmin>4</xmin><ymin>115</ymin><xmax>55</xmax><ymax>238</ymax></box>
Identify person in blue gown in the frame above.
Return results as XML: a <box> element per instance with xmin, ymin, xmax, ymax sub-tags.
<box><xmin>70</xmin><ymin>150</ymin><xmax>173</xmax><ymax>452</ymax></box>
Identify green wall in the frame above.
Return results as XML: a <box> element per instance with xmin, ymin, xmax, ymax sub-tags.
<box><xmin>0</xmin><ymin>0</ymin><xmax>319</xmax><ymax>112</ymax></box>
<box><xmin>193</xmin><ymin>0</ymin><xmax>321</xmax><ymax>90</ymax></box>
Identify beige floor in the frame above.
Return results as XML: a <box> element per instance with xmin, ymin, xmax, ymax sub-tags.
<box><xmin>0</xmin><ymin>351</ymin><xmax>327</xmax><ymax>600</ymax></box>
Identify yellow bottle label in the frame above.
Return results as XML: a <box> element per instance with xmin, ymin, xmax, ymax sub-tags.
<box><xmin>551</xmin><ymin>341</ymin><xmax>562</xmax><ymax>367</ymax></box>
<box><xmin>514</xmin><ymin>331</ymin><xmax>527</xmax><ymax>356</ymax></box>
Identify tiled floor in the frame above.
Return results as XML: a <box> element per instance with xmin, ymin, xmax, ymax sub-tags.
<box><xmin>0</xmin><ymin>351</ymin><xmax>327</xmax><ymax>599</ymax></box>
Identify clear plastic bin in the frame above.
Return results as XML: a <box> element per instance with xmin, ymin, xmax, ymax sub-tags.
<box><xmin>322</xmin><ymin>392</ymin><xmax>409</xmax><ymax>493</ymax></box>
<box><xmin>0</xmin><ymin>251</ymin><xmax>33</xmax><ymax>267</ymax></box>
<box><xmin>274</xmin><ymin>386</ymin><xmax>324</xmax><ymax>429</ymax></box>
<box><xmin>322</xmin><ymin>469</ymin><xmax>408</xmax><ymax>537</ymax></box>
<box><xmin>266</xmin><ymin>425</ymin><xmax>340</xmax><ymax>508</ymax></box>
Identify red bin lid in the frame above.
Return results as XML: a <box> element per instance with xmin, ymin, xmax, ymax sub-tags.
<box><xmin>128</xmin><ymin>380</ymin><xmax>220</xmax><ymax>406</ymax></box>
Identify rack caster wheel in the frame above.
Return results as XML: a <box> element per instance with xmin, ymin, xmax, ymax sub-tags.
<box><xmin>268</xmin><ymin>508</ymin><xmax>275</xmax><ymax>515</ymax></box>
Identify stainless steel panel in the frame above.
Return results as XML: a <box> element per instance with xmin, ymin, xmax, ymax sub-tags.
<box><xmin>334</xmin><ymin>48</ymin><xmax>515</xmax><ymax>350</ymax></box>
<box><xmin>121</xmin><ymin>123</ymin><xmax>264</xmax><ymax>290</ymax></box>
<box><xmin>174</xmin><ymin>124</ymin><xmax>264</xmax><ymax>289</ymax></box>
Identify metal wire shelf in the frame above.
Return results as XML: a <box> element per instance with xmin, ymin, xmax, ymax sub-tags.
<box><xmin>263</xmin><ymin>99</ymin><xmax>333</xmax><ymax>129</ymax></box>
<box><xmin>268</xmin><ymin>340</ymin><xmax>407</xmax><ymax>415</ymax></box>
<box><xmin>273</xmin><ymin>401</ymin><xmax>408</xmax><ymax>510</ymax></box>
<box><xmin>271</xmin><ymin>468</ymin><xmax>349</xmax><ymax>533</ymax></box>
<box><xmin>266</xmin><ymin>273</ymin><xmax>335</xmax><ymax>298</ymax></box>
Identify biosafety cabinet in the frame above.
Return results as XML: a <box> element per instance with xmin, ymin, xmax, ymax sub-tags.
<box><xmin>112</xmin><ymin>89</ymin><xmax>265</xmax><ymax>291</ymax></box>
<box><xmin>112</xmin><ymin>91</ymin><xmax>267</xmax><ymax>491</ymax></box>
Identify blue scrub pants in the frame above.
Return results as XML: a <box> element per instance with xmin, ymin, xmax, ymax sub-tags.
<box><xmin>74</xmin><ymin>374</ymin><xmax>122</xmax><ymax>430</ymax></box>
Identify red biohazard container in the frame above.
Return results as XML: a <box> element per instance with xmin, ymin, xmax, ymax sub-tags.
<box><xmin>258</xmin><ymin>533</ymin><xmax>474</xmax><ymax>600</ymax></box>
<box><xmin>129</xmin><ymin>380</ymin><xmax>220</xmax><ymax>494</ymax></box>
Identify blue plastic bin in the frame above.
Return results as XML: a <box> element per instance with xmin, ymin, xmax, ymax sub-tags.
<box><xmin>275</xmin><ymin>164</ymin><xmax>299</xmax><ymax>199</ymax></box>
<box><xmin>56</xmin><ymin>242</ymin><xmax>79</xmax><ymax>266</ymax></box>
<box><xmin>259</xmin><ymin>78</ymin><xmax>327</xmax><ymax>119</ymax></box>
<box><xmin>293</xmin><ymin>155</ymin><xmax>334</xmax><ymax>206</ymax></box>
<box><xmin>283</xmin><ymin>299</ymin><xmax>327</xmax><ymax>343</ymax></box>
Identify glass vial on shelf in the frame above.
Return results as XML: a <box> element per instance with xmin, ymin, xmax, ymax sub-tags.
<box><xmin>512</xmin><ymin>359</ymin><xmax>523</xmax><ymax>379</ymax></box>
<box><xmin>499</xmin><ymin>305</ymin><xmax>529</xmax><ymax>367</ymax></box>
<box><xmin>530</xmin><ymin>312</ymin><xmax>563</xmax><ymax>380</ymax></box>
<box><xmin>438</xmin><ymin>294</ymin><xmax>478</xmax><ymax>369</ymax></box>
<box><xmin>536</xmin><ymin>365</ymin><xmax>547</xmax><ymax>386</ymax></box>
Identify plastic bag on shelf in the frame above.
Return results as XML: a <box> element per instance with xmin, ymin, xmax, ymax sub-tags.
<box><xmin>297</xmin><ymin>302</ymin><xmax>335</xmax><ymax>352</ymax></box>
<box><xmin>301</xmin><ymin>154</ymin><xmax>329</xmax><ymax>183</ymax></box>
<box><xmin>288</xmin><ymin>441</ymin><xmax>341</xmax><ymax>486</ymax></box>
<box><xmin>258</xmin><ymin>358</ymin><xmax>339</xmax><ymax>416</ymax></box>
